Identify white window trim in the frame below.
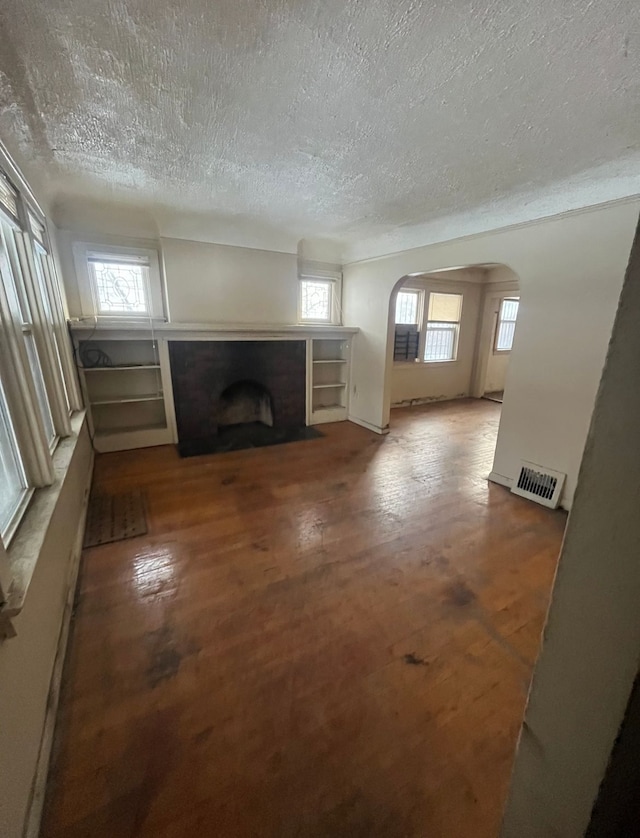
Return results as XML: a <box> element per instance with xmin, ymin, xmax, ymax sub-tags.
<box><xmin>298</xmin><ymin>258</ymin><xmax>342</xmax><ymax>326</ymax></box>
<box><xmin>0</xmin><ymin>149</ymin><xmax>81</xmax><ymax>539</ymax></box>
<box><xmin>494</xmin><ymin>296</ymin><xmax>520</xmax><ymax>354</ymax></box>
<box><xmin>73</xmin><ymin>241</ymin><xmax>165</xmax><ymax>321</ymax></box>
<box><xmin>14</xmin><ymin>231</ymin><xmax>71</xmax><ymax>439</ymax></box>
<box><xmin>37</xmin><ymin>248</ymin><xmax>83</xmax><ymax>413</ymax></box>
<box><xmin>394</xmin><ymin>288</ymin><xmax>423</xmax><ymax>328</ymax></box>
<box><xmin>298</xmin><ymin>277</ymin><xmax>341</xmax><ymax>324</ymax></box>
<box><xmin>0</xmin><ymin>220</ymin><xmax>56</xmax><ymax>488</ymax></box>
<box><xmin>393</xmin><ymin>285</ymin><xmax>464</xmax><ymax>365</ymax></box>
<box><xmin>0</xmin><ymin>141</ymin><xmax>88</xmax><ymax>638</ymax></box>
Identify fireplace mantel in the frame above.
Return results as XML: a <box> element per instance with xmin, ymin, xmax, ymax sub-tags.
<box><xmin>68</xmin><ymin>319</ymin><xmax>358</xmax><ymax>341</ymax></box>
<box><xmin>69</xmin><ymin>321</ymin><xmax>359</xmax><ymax>453</ymax></box>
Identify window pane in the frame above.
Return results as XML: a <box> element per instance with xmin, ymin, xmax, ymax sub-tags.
<box><xmin>395</xmin><ymin>291</ymin><xmax>419</xmax><ymax>324</ymax></box>
<box><xmin>300</xmin><ymin>280</ymin><xmax>331</xmax><ymax>320</ymax></box>
<box><xmin>496</xmin><ymin>321</ymin><xmax>516</xmax><ymax>351</ymax></box>
<box><xmin>0</xmin><ymin>379</ymin><xmax>26</xmax><ymax>536</ymax></box>
<box><xmin>496</xmin><ymin>298</ymin><xmax>519</xmax><ymax>350</ymax></box>
<box><xmin>24</xmin><ymin>332</ymin><xmax>55</xmax><ymax>444</ymax></box>
<box><xmin>0</xmin><ymin>171</ymin><xmax>19</xmax><ymax>224</ymax></box>
<box><xmin>428</xmin><ymin>292</ymin><xmax>462</xmax><ymax>322</ymax></box>
<box><xmin>33</xmin><ymin>250</ymin><xmax>70</xmax><ymax>412</ymax></box>
<box><xmin>501</xmin><ymin>298</ymin><xmax>519</xmax><ymax>322</ymax></box>
<box><xmin>425</xmin><ymin>323</ymin><xmax>457</xmax><ymax>361</ymax></box>
<box><xmin>89</xmin><ymin>259</ymin><xmax>149</xmax><ymax>314</ymax></box>
<box><xmin>28</xmin><ymin>211</ymin><xmax>47</xmax><ymax>249</ymax></box>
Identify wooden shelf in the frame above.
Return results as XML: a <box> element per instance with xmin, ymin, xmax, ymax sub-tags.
<box><xmin>83</xmin><ymin>364</ymin><xmax>161</xmax><ymax>372</ymax></box>
<box><xmin>312</xmin><ymin>404</ymin><xmax>344</xmax><ymax>412</ymax></box>
<box><xmin>312</xmin><ymin>359</ymin><xmax>347</xmax><ymax>365</ymax></box>
<box><xmin>312</xmin><ymin>383</ymin><xmax>346</xmax><ymax>390</ymax></box>
<box><xmin>91</xmin><ymin>394</ymin><xmax>164</xmax><ymax>406</ymax></box>
<box><xmin>96</xmin><ymin>423</ymin><xmax>168</xmax><ymax>438</ymax></box>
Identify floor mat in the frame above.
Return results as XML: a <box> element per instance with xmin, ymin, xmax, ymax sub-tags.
<box><xmin>83</xmin><ymin>490</ymin><xmax>148</xmax><ymax>548</ymax></box>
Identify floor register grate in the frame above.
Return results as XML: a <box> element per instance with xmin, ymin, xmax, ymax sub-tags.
<box><xmin>83</xmin><ymin>490</ymin><xmax>148</xmax><ymax>548</ymax></box>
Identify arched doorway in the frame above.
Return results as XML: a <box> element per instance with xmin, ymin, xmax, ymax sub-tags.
<box><xmin>386</xmin><ymin>263</ymin><xmax>520</xmax><ymax>424</ymax></box>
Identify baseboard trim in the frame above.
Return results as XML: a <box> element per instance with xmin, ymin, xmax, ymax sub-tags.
<box><xmin>391</xmin><ymin>394</ymin><xmax>469</xmax><ymax>409</ymax></box>
<box><xmin>488</xmin><ymin>470</ymin><xmax>512</xmax><ymax>489</ymax></box>
<box><xmin>24</xmin><ymin>455</ymin><xmax>93</xmax><ymax>838</ymax></box>
<box><xmin>348</xmin><ymin>415</ymin><xmax>390</xmax><ymax>435</ymax></box>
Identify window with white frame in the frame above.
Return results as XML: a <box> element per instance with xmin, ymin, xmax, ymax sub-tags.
<box><xmin>424</xmin><ymin>292</ymin><xmax>463</xmax><ymax>362</ymax></box>
<box><xmin>495</xmin><ymin>297</ymin><xmax>519</xmax><ymax>352</ymax></box>
<box><xmin>393</xmin><ymin>289</ymin><xmax>422</xmax><ymax>362</ymax></box>
<box><xmin>395</xmin><ymin>290</ymin><xmax>420</xmax><ymax>325</ymax></box>
<box><xmin>89</xmin><ymin>255</ymin><xmax>149</xmax><ymax>314</ymax></box>
<box><xmin>299</xmin><ymin>267</ymin><xmax>341</xmax><ymax>324</ymax></box>
<box><xmin>300</xmin><ymin>278</ymin><xmax>333</xmax><ymax>322</ymax></box>
<box><xmin>74</xmin><ymin>242</ymin><xmax>164</xmax><ymax>320</ymax></box>
<box><xmin>0</xmin><ymin>160</ymin><xmax>82</xmax><ymax>564</ymax></box>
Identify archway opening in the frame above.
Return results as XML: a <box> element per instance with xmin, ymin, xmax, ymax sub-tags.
<box><xmin>386</xmin><ymin>263</ymin><xmax>520</xmax><ymax>426</ymax></box>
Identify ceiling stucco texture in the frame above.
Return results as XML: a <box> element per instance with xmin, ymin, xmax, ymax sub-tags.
<box><xmin>0</xmin><ymin>0</ymin><xmax>639</xmax><ymax>257</ymax></box>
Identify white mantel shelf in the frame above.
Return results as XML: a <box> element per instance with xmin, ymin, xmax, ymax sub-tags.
<box><xmin>68</xmin><ymin>319</ymin><xmax>358</xmax><ymax>338</ymax></box>
<box><xmin>69</xmin><ymin>321</ymin><xmax>357</xmax><ymax>452</ymax></box>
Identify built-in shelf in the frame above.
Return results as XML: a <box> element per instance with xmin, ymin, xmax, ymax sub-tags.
<box><xmin>74</xmin><ymin>336</ymin><xmax>170</xmax><ymax>451</ymax></box>
<box><xmin>91</xmin><ymin>394</ymin><xmax>164</xmax><ymax>405</ymax></box>
<box><xmin>313</xmin><ymin>404</ymin><xmax>343</xmax><ymax>412</ymax></box>
<box><xmin>71</xmin><ymin>328</ymin><xmax>356</xmax><ymax>447</ymax></box>
<box><xmin>82</xmin><ymin>364</ymin><xmax>161</xmax><ymax>372</ymax></box>
<box><xmin>96</xmin><ymin>423</ymin><xmax>168</xmax><ymax>438</ymax></box>
<box><xmin>310</xmin><ymin>337</ymin><xmax>350</xmax><ymax>424</ymax></box>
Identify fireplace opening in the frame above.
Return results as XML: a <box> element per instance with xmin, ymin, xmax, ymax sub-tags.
<box><xmin>217</xmin><ymin>380</ymin><xmax>274</xmax><ymax>428</ymax></box>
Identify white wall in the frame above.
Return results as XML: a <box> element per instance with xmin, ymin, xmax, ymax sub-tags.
<box><xmin>56</xmin><ymin>230</ymin><xmax>299</xmax><ymax>326</ymax></box>
<box><xmin>161</xmin><ymin>237</ymin><xmax>298</xmax><ymax>324</ymax></box>
<box><xmin>0</xmin><ymin>424</ymin><xmax>93</xmax><ymax>838</ymax></box>
<box><xmin>501</xmin><ymin>217</ymin><xmax>640</xmax><ymax>837</ymax></box>
<box><xmin>482</xmin><ymin>276</ymin><xmax>520</xmax><ymax>394</ymax></box>
<box><xmin>391</xmin><ymin>274</ymin><xmax>483</xmax><ymax>405</ymax></box>
<box><xmin>485</xmin><ymin>351</ymin><xmax>510</xmax><ymax>393</ymax></box>
<box><xmin>343</xmin><ymin>200</ymin><xmax>640</xmax><ymax>507</ymax></box>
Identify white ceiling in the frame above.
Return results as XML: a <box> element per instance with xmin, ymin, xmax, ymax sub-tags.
<box><xmin>0</xmin><ymin>0</ymin><xmax>639</xmax><ymax>260</ymax></box>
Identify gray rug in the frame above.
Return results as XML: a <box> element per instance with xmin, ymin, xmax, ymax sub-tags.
<box><xmin>83</xmin><ymin>490</ymin><xmax>148</xmax><ymax>548</ymax></box>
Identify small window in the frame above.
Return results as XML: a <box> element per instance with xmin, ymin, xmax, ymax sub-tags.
<box><xmin>395</xmin><ymin>290</ymin><xmax>420</xmax><ymax>325</ymax></box>
<box><xmin>393</xmin><ymin>289</ymin><xmax>421</xmax><ymax>362</ymax></box>
<box><xmin>300</xmin><ymin>278</ymin><xmax>333</xmax><ymax>322</ymax></box>
<box><xmin>495</xmin><ymin>297</ymin><xmax>519</xmax><ymax>351</ymax></box>
<box><xmin>74</xmin><ymin>243</ymin><xmax>164</xmax><ymax>320</ymax></box>
<box><xmin>424</xmin><ymin>292</ymin><xmax>463</xmax><ymax>362</ymax></box>
<box><xmin>88</xmin><ymin>254</ymin><xmax>150</xmax><ymax>315</ymax></box>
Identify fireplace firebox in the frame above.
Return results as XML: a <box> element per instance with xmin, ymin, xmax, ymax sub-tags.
<box><xmin>168</xmin><ymin>340</ymin><xmax>317</xmax><ymax>456</ymax></box>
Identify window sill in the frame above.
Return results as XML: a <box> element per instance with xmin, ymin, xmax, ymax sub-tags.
<box><xmin>394</xmin><ymin>359</ymin><xmax>460</xmax><ymax>366</ymax></box>
<box><xmin>1</xmin><ymin>411</ymin><xmax>89</xmax><ymax>629</ymax></box>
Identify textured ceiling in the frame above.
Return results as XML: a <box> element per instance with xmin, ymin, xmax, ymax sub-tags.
<box><xmin>0</xmin><ymin>0</ymin><xmax>639</xmax><ymax>258</ymax></box>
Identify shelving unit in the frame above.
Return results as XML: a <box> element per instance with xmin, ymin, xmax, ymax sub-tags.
<box><xmin>76</xmin><ymin>337</ymin><xmax>173</xmax><ymax>452</ymax></box>
<box><xmin>310</xmin><ymin>338</ymin><xmax>351</xmax><ymax>424</ymax></box>
<box><xmin>70</xmin><ymin>323</ymin><xmax>358</xmax><ymax>451</ymax></box>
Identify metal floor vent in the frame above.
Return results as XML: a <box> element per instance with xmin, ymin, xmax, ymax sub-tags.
<box><xmin>511</xmin><ymin>461</ymin><xmax>566</xmax><ymax>509</ymax></box>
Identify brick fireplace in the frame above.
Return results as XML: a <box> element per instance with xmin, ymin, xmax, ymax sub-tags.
<box><xmin>168</xmin><ymin>340</ymin><xmax>307</xmax><ymax>456</ymax></box>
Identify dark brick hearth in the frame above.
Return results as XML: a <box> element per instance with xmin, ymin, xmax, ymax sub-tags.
<box><xmin>168</xmin><ymin>340</ymin><xmax>307</xmax><ymax>455</ymax></box>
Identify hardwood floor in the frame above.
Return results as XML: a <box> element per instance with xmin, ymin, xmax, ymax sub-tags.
<box><xmin>42</xmin><ymin>399</ymin><xmax>566</xmax><ymax>838</ymax></box>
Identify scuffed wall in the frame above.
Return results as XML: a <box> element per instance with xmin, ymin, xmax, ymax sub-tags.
<box><xmin>0</xmin><ymin>423</ymin><xmax>93</xmax><ymax>838</ymax></box>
